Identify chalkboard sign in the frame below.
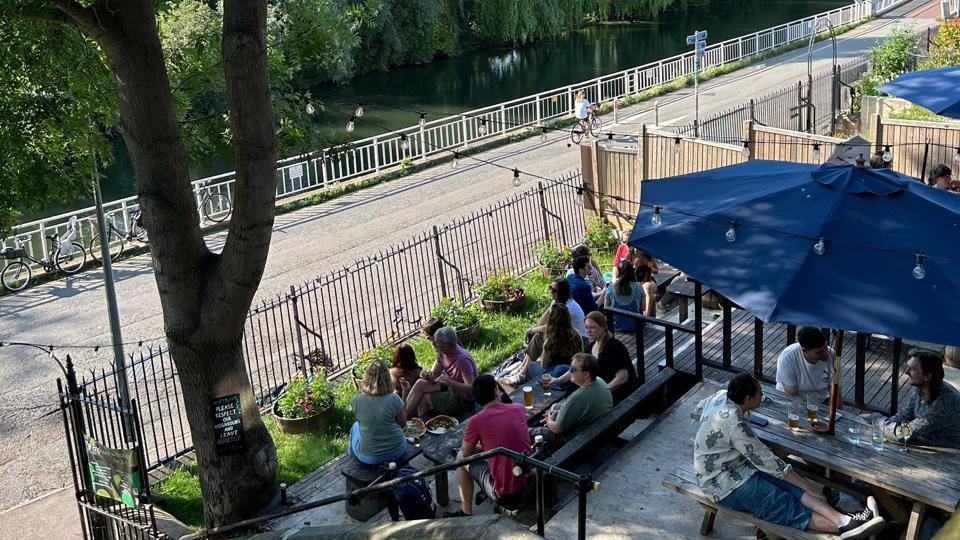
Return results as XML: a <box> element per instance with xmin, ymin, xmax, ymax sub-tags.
<box><xmin>212</xmin><ymin>394</ymin><xmax>245</xmax><ymax>456</ymax></box>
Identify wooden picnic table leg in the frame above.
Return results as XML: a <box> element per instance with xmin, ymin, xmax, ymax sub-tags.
<box><xmin>699</xmin><ymin>504</ymin><xmax>717</xmax><ymax>535</ymax></box>
<box><xmin>869</xmin><ymin>486</ymin><xmax>909</xmax><ymax>523</ymax></box>
<box><xmin>903</xmin><ymin>501</ymin><xmax>928</xmax><ymax>540</ymax></box>
<box><xmin>435</xmin><ymin>471</ymin><xmax>449</xmax><ymax>506</ymax></box>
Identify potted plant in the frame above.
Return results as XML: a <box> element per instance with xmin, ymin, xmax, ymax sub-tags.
<box><xmin>533</xmin><ymin>241</ymin><xmax>571</xmax><ymax>277</ymax></box>
<box><xmin>273</xmin><ymin>369</ymin><xmax>335</xmax><ymax>434</ymax></box>
<box><xmin>431</xmin><ymin>297</ymin><xmax>482</xmax><ymax>344</ymax></box>
<box><xmin>475</xmin><ymin>270</ymin><xmax>525</xmax><ymax>313</ymax></box>
<box><xmin>351</xmin><ymin>344</ymin><xmax>393</xmax><ymax>391</ymax></box>
<box><xmin>583</xmin><ymin>216</ymin><xmax>617</xmax><ymax>252</ymax></box>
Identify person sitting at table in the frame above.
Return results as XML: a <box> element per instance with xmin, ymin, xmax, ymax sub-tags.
<box><xmin>390</xmin><ymin>343</ymin><xmax>422</xmax><ymax>400</ymax></box>
<box><xmin>612</xmin><ymin>230</ymin><xmax>631</xmax><ymax>272</ymax></box>
<box><xmin>775</xmin><ymin>326</ymin><xmax>836</xmax><ymax>403</ymax></box>
<box><xmin>869</xmin><ymin>350</ymin><xmax>960</xmax><ymax>449</ymax></box>
<box><xmin>928</xmin><ymin>164</ymin><xmax>952</xmax><ymax>189</ymax></box>
<box><xmin>566</xmin><ymin>245</ymin><xmax>605</xmax><ymax>298</ymax></box>
<box><xmin>527</xmin><ymin>277</ymin><xmax>587</xmax><ymax>341</ymax></box>
<box><xmin>530</xmin><ymin>353</ymin><xmax>612</xmax><ymax>454</ymax></box>
<box><xmin>443</xmin><ymin>375</ymin><xmax>532</xmax><ymax>518</ymax></box>
<box><xmin>498</xmin><ymin>304</ymin><xmax>582</xmax><ymax>387</ymax></box>
<box><xmin>604</xmin><ymin>260</ymin><xmax>656</xmax><ymax>331</ymax></box>
<box><xmin>694</xmin><ymin>373</ymin><xmax>884</xmax><ymax>539</ymax></box>
<box><xmin>568</xmin><ymin>256</ymin><xmax>600</xmax><ymax>315</ymax></box>
<box><xmin>349</xmin><ymin>359</ymin><xmax>410</xmax><ymax>465</ymax></box>
<box><xmin>402</xmin><ymin>326</ymin><xmax>478</xmax><ymax>419</ymax></box>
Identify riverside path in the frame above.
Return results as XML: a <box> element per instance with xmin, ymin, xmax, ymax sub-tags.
<box><xmin>0</xmin><ymin>0</ymin><xmax>940</xmax><ymax>533</ymax></box>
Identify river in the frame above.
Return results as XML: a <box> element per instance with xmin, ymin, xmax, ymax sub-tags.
<box><xmin>49</xmin><ymin>0</ymin><xmax>850</xmax><ymax>220</ymax></box>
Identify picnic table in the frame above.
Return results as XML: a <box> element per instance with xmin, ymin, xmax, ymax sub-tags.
<box><xmin>419</xmin><ymin>379</ymin><xmax>567</xmax><ymax>505</ymax></box>
<box><xmin>664</xmin><ymin>277</ymin><xmax>712</xmax><ymax>322</ymax></box>
<box><xmin>748</xmin><ymin>384</ymin><xmax>960</xmax><ymax>540</ymax></box>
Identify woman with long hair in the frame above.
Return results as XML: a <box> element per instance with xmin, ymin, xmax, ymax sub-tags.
<box><xmin>499</xmin><ymin>304</ymin><xmax>582</xmax><ymax>386</ymax></box>
<box><xmin>544</xmin><ymin>311</ymin><xmax>637</xmax><ymax>402</ymax></box>
<box><xmin>390</xmin><ymin>343</ymin><xmax>422</xmax><ymax>399</ymax></box>
<box><xmin>604</xmin><ymin>260</ymin><xmax>656</xmax><ymax>332</ymax></box>
<box><xmin>349</xmin><ymin>359</ymin><xmax>409</xmax><ymax>465</ymax></box>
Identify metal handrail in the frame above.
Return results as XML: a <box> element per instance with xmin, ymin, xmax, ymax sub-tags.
<box><xmin>177</xmin><ymin>447</ymin><xmax>597</xmax><ymax>540</ymax></box>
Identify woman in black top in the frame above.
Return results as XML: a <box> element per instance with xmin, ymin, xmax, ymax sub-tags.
<box><xmin>585</xmin><ymin>311</ymin><xmax>638</xmax><ymax>402</ymax></box>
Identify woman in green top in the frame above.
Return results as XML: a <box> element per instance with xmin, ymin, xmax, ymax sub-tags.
<box><xmin>350</xmin><ymin>360</ymin><xmax>410</xmax><ymax>464</ymax></box>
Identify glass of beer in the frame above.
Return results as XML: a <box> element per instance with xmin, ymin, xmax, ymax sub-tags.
<box><xmin>806</xmin><ymin>397</ymin><xmax>819</xmax><ymax>423</ymax></box>
<box><xmin>787</xmin><ymin>404</ymin><xmax>800</xmax><ymax>430</ymax></box>
<box><xmin>522</xmin><ymin>386</ymin><xmax>534</xmax><ymax>409</ymax></box>
<box><xmin>541</xmin><ymin>374</ymin><xmax>552</xmax><ymax>396</ymax></box>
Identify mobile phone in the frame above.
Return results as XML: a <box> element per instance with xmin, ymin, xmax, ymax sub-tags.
<box><xmin>749</xmin><ymin>415</ymin><xmax>769</xmax><ymax>427</ymax></box>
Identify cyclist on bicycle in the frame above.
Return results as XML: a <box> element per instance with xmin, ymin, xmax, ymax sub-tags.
<box><xmin>574</xmin><ymin>90</ymin><xmax>597</xmax><ymax>134</ymax></box>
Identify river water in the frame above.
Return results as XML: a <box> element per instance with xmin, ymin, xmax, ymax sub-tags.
<box><xmin>57</xmin><ymin>0</ymin><xmax>849</xmax><ymax>219</ymax></box>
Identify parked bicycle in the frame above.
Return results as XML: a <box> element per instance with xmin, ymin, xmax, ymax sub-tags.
<box><xmin>1</xmin><ymin>216</ymin><xmax>86</xmax><ymax>292</ymax></box>
<box><xmin>87</xmin><ymin>206</ymin><xmax>148</xmax><ymax>264</ymax></box>
<box><xmin>198</xmin><ymin>181</ymin><xmax>232</xmax><ymax>223</ymax></box>
<box><xmin>570</xmin><ymin>110</ymin><xmax>602</xmax><ymax>145</ymax></box>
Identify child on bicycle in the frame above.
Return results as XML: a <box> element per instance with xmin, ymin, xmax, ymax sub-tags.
<box><xmin>574</xmin><ymin>91</ymin><xmax>597</xmax><ymax>133</ymax></box>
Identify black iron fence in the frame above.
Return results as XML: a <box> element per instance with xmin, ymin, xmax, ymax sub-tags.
<box><xmin>78</xmin><ymin>173</ymin><xmax>586</xmax><ymax>472</ymax></box>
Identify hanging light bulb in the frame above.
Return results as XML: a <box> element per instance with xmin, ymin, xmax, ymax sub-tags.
<box><xmin>813</xmin><ymin>237</ymin><xmax>826</xmax><ymax>255</ymax></box>
<box><xmin>305</xmin><ymin>102</ymin><xmax>315</xmax><ymax>115</ymax></box>
<box><xmin>741</xmin><ymin>141</ymin><xmax>750</xmax><ymax>158</ymax></box>
<box><xmin>673</xmin><ymin>137</ymin><xmax>681</xmax><ymax>156</ymax></box>
<box><xmin>418</xmin><ymin>112</ymin><xmax>426</xmax><ymax>127</ymax></box>
<box><xmin>478</xmin><ymin>118</ymin><xmax>487</xmax><ymax>135</ymax></box>
<box><xmin>345</xmin><ymin>115</ymin><xmax>356</xmax><ymax>133</ymax></box>
<box><xmin>651</xmin><ymin>205</ymin><xmax>662</xmax><ymax>226</ymax></box>
<box><xmin>452</xmin><ymin>151</ymin><xmax>459</xmax><ymax>169</ymax></box>
<box><xmin>400</xmin><ymin>133</ymin><xmax>409</xmax><ymax>151</ymax></box>
<box><xmin>540</xmin><ymin>126</ymin><xmax>547</xmax><ymax>142</ymax></box>
<box><xmin>912</xmin><ymin>254</ymin><xmax>926</xmax><ymax>280</ymax></box>
<box><xmin>607</xmin><ymin>132</ymin><xmax>614</xmax><ymax>141</ymax></box>
<box><xmin>954</xmin><ymin>147</ymin><xmax>960</xmax><ymax>166</ymax></box>
<box><xmin>812</xmin><ymin>143</ymin><xmax>821</xmax><ymax>161</ymax></box>
<box><xmin>354</xmin><ymin>103</ymin><xmax>364</xmax><ymax>117</ymax></box>
<box><xmin>882</xmin><ymin>145</ymin><xmax>892</xmax><ymax>163</ymax></box>
<box><xmin>512</xmin><ymin>168</ymin><xmax>521</xmax><ymax>187</ymax></box>
<box><xmin>725</xmin><ymin>222</ymin><xmax>737</xmax><ymax>243</ymax></box>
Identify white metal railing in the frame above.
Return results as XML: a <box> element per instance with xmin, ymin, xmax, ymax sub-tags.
<box><xmin>4</xmin><ymin>0</ymin><xmax>909</xmax><ymax>265</ymax></box>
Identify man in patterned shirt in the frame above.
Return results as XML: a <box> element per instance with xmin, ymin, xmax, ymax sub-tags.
<box><xmin>694</xmin><ymin>374</ymin><xmax>884</xmax><ymax>539</ymax></box>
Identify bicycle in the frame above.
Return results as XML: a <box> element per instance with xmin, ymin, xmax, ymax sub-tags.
<box><xmin>570</xmin><ymin>109</ymin><xmax>602</xmax><ymax>145</ymax></box>
<box><xmin>87</xmin><ymin>206</ymin><xmax>149</xmax><ymax>264</ymax></box>
<box><xmin>198</xmin><ymin>181</ymin><xmax>232</xmax><ymax>223</ymax></box>
<box><xmin>2</xmin><ymin>216</ymin><xmax>86</xmax><ymax>292</ymax></box>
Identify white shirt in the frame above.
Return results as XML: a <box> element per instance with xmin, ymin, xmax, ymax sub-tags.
<box><xmin>574</xmin><ymin>98</ymin><xmax>592</xmax><ymax>120</ymax></box>
<box><xmin>551</xmin><ymin>298</ymin><xmax>587</xmax><ymax>337</ymax></box>
<box><xmin>775</xmin><ymin>343</ymin><xmax>835</xmax><ymax>401</ymax></box>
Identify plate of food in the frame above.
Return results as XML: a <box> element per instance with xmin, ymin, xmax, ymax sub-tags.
<box><xmin>403</xmin><ymin>418</ymin><xmax>426</xmax><ymax>441</ymax></box>
<box><xmin>425</xmin><ymin>415</ymin><xmax>459</xmax><ymax>435</ymax></box>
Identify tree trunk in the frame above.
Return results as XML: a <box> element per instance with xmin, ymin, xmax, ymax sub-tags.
<box><xmin>51</xmin><ymin>0</ymin><xmax>280</xmax><ymax>527</ymax></box>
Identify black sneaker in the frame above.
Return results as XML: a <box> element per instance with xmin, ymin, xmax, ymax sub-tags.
<box><xmin>839</xmin><ymin>496</ymin><xmax>885</xmax><ymax>539</ymax></box>
<box><xmin>442</xmin><ymin>510</ymin><xmax>471</xmax><ymax>518</ymax></box>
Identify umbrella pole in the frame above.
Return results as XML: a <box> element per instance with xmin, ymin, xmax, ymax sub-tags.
<box><xmin>826</xmin><ymin>329</ymin><xmax>844</xmax><ymax>435</ymax></box>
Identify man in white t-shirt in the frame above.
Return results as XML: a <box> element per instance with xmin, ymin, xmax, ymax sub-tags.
<box><xmin>776</xmin><ymin>326</ymin><xmax>837</xmax><ymax>403</ymax></box>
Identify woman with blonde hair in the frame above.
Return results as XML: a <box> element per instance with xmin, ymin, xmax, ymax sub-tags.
<box><xmin>574</xmin><ymin>90</ymin><xmax>596</xmax><ymax>134</ymax></box>
<box><xmin>349</xmin><ymin>359</ymin><xmax>409</xmax><ymax>464</ymax></box>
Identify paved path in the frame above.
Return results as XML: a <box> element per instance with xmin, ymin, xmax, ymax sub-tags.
<box><xmin>0</xmin><ymin>0</ymin><xmax>938</xmax><ymax>531</ymax></box>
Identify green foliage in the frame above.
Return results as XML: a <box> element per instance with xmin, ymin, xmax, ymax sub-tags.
<box><xmin>887</xmin><ymin>104</ymin><xmax>950</xmax><ymax>122</ymax></box>
<box><xmin>276</xmin><ymin>370</ymin><xmax>335</xmax><ymax>419</ymax></box>
<box><xmin>152</xmin><ymin>463</ymin><xmax>204</xmax><ymax>530</ymax></box>
<box><xmin>921</xmin><ymin>18</ymin><xmax>960</xmax><ymax>68</ymax></box>
<box><xmin>430</xmin><ymin>297</ymin><xmax>481</xmax><ymax>330</ymax></box>
<box><xmin>852</xmin><ymin>27</ymin><xmax>921</xmax><ymax>114</ymax></box>
<box><xmin>356</xmin><ymin>0</ymin><xmax>465</xmax><ymax>72</ymax></box>
<box><xmin>583</xmin><ymin>216</ymin><xmax>617</xmax><ymax>251</ymax></box>
<box><xmin>352</xmin><ymin>344</ymin><xmax>393</xmax><ymax>379</ymax></box>
<box><xmin>533</xmin><ymin>240</ymin><xmax>572</xmax><ymax>270</ymax></box>
<box><xmin>475</xmin><ymin>270</ymin><xmax>525</xmax><ymax>302</ymax></box>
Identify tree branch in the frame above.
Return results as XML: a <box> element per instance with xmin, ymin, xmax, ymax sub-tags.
<box><xmin>9</xmin><ymin>2</ymin><xmax>72</xmax><ymax>25</ymax></box>
<box><xmin>46</xmin><ymin>0</ymin><xmax>106</xmax><ymax>38</ymax></box>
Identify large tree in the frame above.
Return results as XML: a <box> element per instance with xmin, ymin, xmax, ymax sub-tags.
<box><xmin>13</xmin><ymin>0</ymin><xmax>280</xmax><ymax>526</ymax></box>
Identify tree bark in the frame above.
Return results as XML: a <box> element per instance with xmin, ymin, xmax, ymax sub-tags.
<box><xmin>47</xmin><ymin>0</ymin><xmax>279</xmax><ymax>527</ymax></box>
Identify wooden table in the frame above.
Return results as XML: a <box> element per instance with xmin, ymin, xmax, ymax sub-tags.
<box><xmin>665</xmin><ymin>278</ymin><xmax>712</xmax><ymax>322</ymax></box>
<box><xmin>419</xmin><ymin>381</ymin><xmax>567</xmax><ymax>505</ymax></box>
<box><xmin>748</xmin><ymin>384</ymin><xmax>960</xmax><ymax>540</ymax></box>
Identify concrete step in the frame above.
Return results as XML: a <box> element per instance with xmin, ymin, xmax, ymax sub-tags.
<box><xmin>249</xmin><ymin>514</ymin><xmax>541</xmax><ymax>540</ymax></box>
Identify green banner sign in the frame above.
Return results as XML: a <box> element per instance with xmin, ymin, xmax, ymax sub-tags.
<box><xmin>85</xmin><ymin>437</ymin><xmax>142</xmax><ymax>509</ymax></box>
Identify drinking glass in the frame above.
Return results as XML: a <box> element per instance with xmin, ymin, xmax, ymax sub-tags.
<box><xmin>787</xmin><ymin>404</ymin><xmax>800</xmax><ymax>430</ymax></box>
<box><xmin>541</xmin><ymin>374</ymin><xmax>552</xmax><ymax>396</ymax></box>
<box><xmin>871</xmin><ymin>420</ymin><xmax>885</xmax><ymax>452</ymax></box>
<box><xmin>806</xmin><ymin>398</ymin><xmax>819</xmax><ymax>424</ymax></box>
<box><xmin>897</xmin><ymin>422</ymin><xmax>913</xmax><ymax>453</ymax></box>
<box><xmin>522</xmin><ymin>386</ymin><xmax>534</xmax><ymax>409</ymax></box>
<box><xmin>847</xmin><ymin>426</ymin><xmax>861</xmax><ymax>445</ymax></box>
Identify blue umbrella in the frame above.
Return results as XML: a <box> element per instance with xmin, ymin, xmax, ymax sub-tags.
<box><xmin>630</xmin><ymin>159</ymin><xmax>960</xmax><ymax>346</ymax></box>
<box><xmin>877</xmin><ymin>66</ymin><xmax>960</xmax><ymax>119</ymax></box>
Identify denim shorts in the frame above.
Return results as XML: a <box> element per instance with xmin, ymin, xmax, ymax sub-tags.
<box><xmin>719</xmin><ymin>471</ymin><xmax>812</xmax><ymax>531</ymax></box>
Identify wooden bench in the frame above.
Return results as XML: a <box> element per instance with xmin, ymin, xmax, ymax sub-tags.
<box><xmin>661</xmin><ymin>466</ymin><xmax>839</xmax><ymax>540</ymax></box>
<box><xmin>340</xmin><ymin>445</ymin><xmax>421</xmax><ymax>521</ymax></box>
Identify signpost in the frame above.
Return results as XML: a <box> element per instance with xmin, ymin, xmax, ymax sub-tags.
<box><xmin>686</xmin><ymin>30</ymin><xmax>708</xmax><ymax>136</ymax></box>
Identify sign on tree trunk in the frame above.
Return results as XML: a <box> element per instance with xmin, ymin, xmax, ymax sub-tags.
<box><xmin>212</xmin><ymin>394</ymin><xmax>245</xmax><ymax>456</ymax></box>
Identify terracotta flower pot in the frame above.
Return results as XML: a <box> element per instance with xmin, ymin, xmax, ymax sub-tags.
<box><xmin>480</xmin><ymin>297</ymin><xmax>524</xmax><ymax>314</ymax></box>
<box><xmin>272</xmin><ymin>399</ymin><xmax>333</xmax><ymax>435</ymax></box>
<box><xmin>539</xmin><ymin>266</ymin><xmax>565</xmax><ymax>278</ymax></box>
<box><xmin>456</xmin><ymin>320</ymin><xmax>481</xmax><ymax>344</ymax></box>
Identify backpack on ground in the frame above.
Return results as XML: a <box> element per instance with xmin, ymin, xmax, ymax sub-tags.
<box><xmin>390</xmin><ymin>465</ymin><xmax>435</xmax><ymax>520</ymax></box>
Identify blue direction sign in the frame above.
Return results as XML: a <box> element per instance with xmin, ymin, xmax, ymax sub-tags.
<box><xmin>686</xmin><ymin>35</ymin><xmax>697</xmax><ymax>45</ymax></box>
<box><xmin>697</xmin><ymin>30</ymin><xmax>708</xmax><ymax>40</ymax></box>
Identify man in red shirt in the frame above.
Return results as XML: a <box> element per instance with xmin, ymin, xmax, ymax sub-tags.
<box><xmin>444</xmin><ymin>374</ymin><xmax>531</xmax><ymax>517</ymax></box>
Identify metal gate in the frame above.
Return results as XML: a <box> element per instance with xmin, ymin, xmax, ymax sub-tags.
<box><xmin>58</xmin><ymin>355</ymin><xmax>163</xmax><ymax>539</ymax></box>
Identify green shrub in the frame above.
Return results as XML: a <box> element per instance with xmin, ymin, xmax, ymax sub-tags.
<box><xmin>533</xmin><ymin>240</ymin><xmax>572</xmax><ymax>270</ymax></box>
<box><xmin>852</xmin><ymin>27</ymin><xmax>921</xmax><ymax>114</ymax></box>
<box><xmin>475</xmin><ymin>270</ymin><xmax>525</xmax><ymax>302</ymax></box>
<box><xmin>921</xmin><ymin>18</ymin><xmax>960</xmax><ymax>68</ymax></box>
<box><xmin>583</xmin><ymin>216</ymin><xmax>616</xmax><ymax>251</ymax></box>
<box><xmin>277</xmin><ymin>370</ymin><xmax>334</xmax><ymax>419</ymax></box>
<box><xmin>351</xmin><ymin>344</ymin><xmax>393</xmax><ymax>379</ymax></box>
<box><xmin>430</xmin><ymin>297</ymin><xmax>481</xmax><ymax>330</ymax></box>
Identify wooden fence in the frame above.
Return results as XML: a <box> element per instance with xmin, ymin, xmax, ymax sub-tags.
<box><xmin>870</xmin><ymin>116</ymin><xmax>960</xmax><ymax>182</ymax></box>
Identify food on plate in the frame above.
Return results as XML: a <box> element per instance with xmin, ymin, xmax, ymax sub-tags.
<box><xmin>426</xmin><ymin>415</ymin><xmax>458</xmax><ymax>433</ymax></box>
<box><xmin>403</xmin><ymin>418</ymin><xmax>426</xmax><ymax>438</ymax></box>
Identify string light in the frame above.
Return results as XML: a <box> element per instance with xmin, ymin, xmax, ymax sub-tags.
<box><xmin>354</xmin><ymin>103</ymin><xmax>364</xmax><ymax>117</ymax></box>
<box><xmin>882</xmin><ymin>145</ymin><xmax>892</xmax><ymax>163</ymax></box>
<box><xmin>400</xmin><ymin>133</ymin><xmax>409</xmax><ymax>151</ymax></box>
<box><xmin>813</xmin><ymin>237</ymin><xmax>826</xmax><ymax>255</ymax></box>
<box><xmin>345</xmin><ymin>116</ymin><xmax>356</xmax><ymax>133</ymax></box>
<box><xmin>305</xmin><ymin>102</ymin><xmax>315</xmax><ymax>116</ymax></box>
<box><xmin>741</xmin><ymin>141</ymin><xmax>750</xmax><ymax>158</ymax></box>
<box><xmin>607</xmin><ymin>132</ymin><xmax>614</xmax><ymax>140</ymax></box>
<box><xmin>674</xmin><ymin>137</ymin><xmax>681</xmax><ymax>156</ymax></box>
<box><xmin>912</xmin><ymin>254</ymin><xmax>926</xmax><ymax>280</ymax></box>
<box><xmin>512</xmin><ymin>168</ymin><xmax>521</xmax><ymax>187</ymax></box>
<box><xmin>478</xmin><ymin>118</ymin><xmax>488</xmax><ymax>136</ymax></box>
<box><xmin>725</xmin><ymin>222</ymin><xmax>737</xmax><ymax>243</ymax></box>
<box><xmin>452</xmin><ymin>151</ymin><xmax>459</xmax><ymax>169</ymax></box>
<box><xmin>418</xmin><ymin>112</ymin><xmax>426</xmax><ymax>127</ymax></box>
<box><xmin>651</xmin><ymin>205</ymin><xmax>662</xmax><ymax>226</ymax></box>
<box><xmin>812</xmin><ymin>143</ymin><xmax>821</xmax><ymax>161</ymax></box>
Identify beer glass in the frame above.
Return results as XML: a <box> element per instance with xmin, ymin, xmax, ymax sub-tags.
<box><xmin>787</xmin><ymin>404</ymin><xmax>800</xmax><ymax>430</ymax></box>
<box><xmin>541</xmin><ymin>374</ymin><xmax>552</xmax><ymax>396</ymax></box>
<box><xmin>522</xmin><ymin>386</ymin><xmax>534</xmax><ymax>409</ymax></box>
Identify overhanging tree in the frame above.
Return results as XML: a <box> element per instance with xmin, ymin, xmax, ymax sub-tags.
<box><xmin>17</xmin><ymin>0</ymin><xmax>280</xmax><ymax>526</ymax></box>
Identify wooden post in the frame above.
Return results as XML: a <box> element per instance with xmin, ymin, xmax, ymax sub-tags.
<box><xmin>722</xmin><ymin>301</ymin><xmax>732</xmax><ymax>369</ymax></box>
<box><xmin>786</xmin><ymin>324</ymin><xmax>797</xmax><ymax>345</ymax></box>
<box><xmin>591</xmin><ymin>141</ymin><xmax>603</xmax><ymax>218</ymax></box>
<box><xmin>826</xmin><ymin>329</ymin><xmax>844</xmax><ymax>436</ymax></box>
<box><xmin>694</xmin><ymin>281</ymin><xmax>703</xmax><ymax>380</ymax></box>
<box><xmin>753</xmin><ymin>318</ymin><xmax>764</xmax><ymax>377</ymax></box>
<box><xmin>742</xmin><ymin>120</ymin><xmax>755</xmax><ymax>160</ymax></box>
<box><xmin>855</xmin><ymin>333</ymin><xmax>867</xmax><ymax>406</ymax></box>
<box><xmin>890</xmin><ymin>338</ymin><xmax>902</xmax><ymax>415</ymax></box>
<box><xmin>580</xmin><ymin>144</ymin><xmax>600</xmax><ymax>218</ymax></box>
<box><xmin>871</xmin><ymin>114</ymin><xmax>884</xmax><ymax>155</ymax></box>
<box><xmin>638</xmin><ymin>124</ymin><xmax>650</xmax><ymax>184</ymax></box>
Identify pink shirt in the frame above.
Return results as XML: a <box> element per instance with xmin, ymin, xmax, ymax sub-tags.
<box><xmin>439</xmin><ymin>345</ymin><xmax>478</xmax><ymax>401</ymax></box>
<box><xmin>613</xmin><ymin>243</ymin><xmax>629</xmax><ymax>268</ymax></box>
<box><xmin>463</xmin><ymin>402</ymin><xmax>531</xmax><ymax>496</ymax></box>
